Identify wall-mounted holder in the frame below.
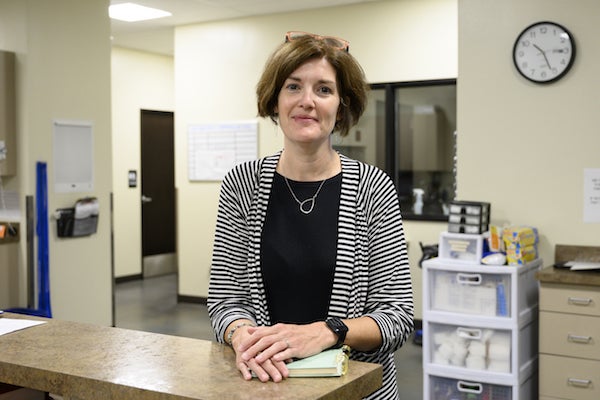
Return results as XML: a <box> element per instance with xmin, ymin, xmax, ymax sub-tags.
<box><xmin>0</xmin><ymin>221</ymin><xmax>19</xmax><ymax>244</ymax></box>
<box><xmin>55</xmin><ymin>197</ymin><xmax>99</xmax><ymax>238</ymax></box>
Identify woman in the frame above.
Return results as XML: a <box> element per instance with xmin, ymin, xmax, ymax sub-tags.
<box><xmin>208</xmin><ymin>31</ymin><xmax>414</xmax><ymax>400</ymax></box>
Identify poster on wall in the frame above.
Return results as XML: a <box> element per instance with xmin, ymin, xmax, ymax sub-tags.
<box><xmin>187</xmin><ymin>120</ymin><xmax>258</xmax><ymax>181</ymax></box>
<box><xmin>53</xmin><ymin>120</ymin><xmax>94</xmax><ymax>193</ymax></box>
<box><xmin>583</xmin><ymin>168</ymin><xmax>600</xmax><ymax>223</ymax></box>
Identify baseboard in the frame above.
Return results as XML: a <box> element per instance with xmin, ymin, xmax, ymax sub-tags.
<box><xmin>177</xmin><ymin>295</ymin><xmax>207</xmax><ymax>305</ymax></box>
<box><xmin>115</xmin><ymin>273</ymin><xmax>143</xmax><ymax>284</ymax></box>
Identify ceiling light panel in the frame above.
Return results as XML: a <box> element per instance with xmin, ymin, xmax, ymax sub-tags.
<box><xmin>109</xmin><ymin>2</ymin><xmax>172</xmax><ymax>22</ymax></box>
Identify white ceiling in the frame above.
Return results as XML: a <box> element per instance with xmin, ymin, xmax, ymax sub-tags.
<box><xmin>110</xmin><ymin>0</ymin><xmax>382</xmax><ymax>55</ymax></box>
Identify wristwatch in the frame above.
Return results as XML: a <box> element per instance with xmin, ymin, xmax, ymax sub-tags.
<box><xmin>325</xmin><ymin>317</ymin><xmax>348</xmax><ymax>349</ymax></box>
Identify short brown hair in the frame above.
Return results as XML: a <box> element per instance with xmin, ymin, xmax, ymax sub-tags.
<box><xmin>256</xmin><ymin>34</ymin><xmax>369</xmax><ymax>137</ymax></box>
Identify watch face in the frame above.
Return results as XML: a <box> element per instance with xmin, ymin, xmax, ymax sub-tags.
<box><xmin>513</xmin><ymin>21</ymin><xmax>575</xmax><ymax>84</ymax></box>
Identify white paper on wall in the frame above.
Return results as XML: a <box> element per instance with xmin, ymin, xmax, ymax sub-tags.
<box><xmin>187</xmin><ymin>120</ymin><xmax>258</xmax><ymax>181</ymax></box>
<box><xmin>584</xmin><ymin>168</ymin><xmax>600</xmax><ymax>223</ymax></box>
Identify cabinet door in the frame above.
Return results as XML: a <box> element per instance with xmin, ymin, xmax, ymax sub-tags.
<box><xmin>539</xmin><ymin>354</ymin><xmax>600</xmax><ymax>400</ymax></box>
<box><xmin>540</xmin><ymin>283</ymin><xmax>600</xmax><ymax>316</ymax></box>
<box><xmin>540</xmin><ymin>312</ymin><xmax>600</xmax><ymax>360</ymax></box>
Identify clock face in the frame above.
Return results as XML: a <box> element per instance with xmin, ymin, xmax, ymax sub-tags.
<box><xmin>513</xmin><ymin>21</ymin><xmax>576</xmax><ymax>83</ymax></box>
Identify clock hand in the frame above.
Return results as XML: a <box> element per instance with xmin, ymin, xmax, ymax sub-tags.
<box><xmin>533</xmin><ymin>44</ymin><xmax>551</xmax><ymax>69</ymax></box>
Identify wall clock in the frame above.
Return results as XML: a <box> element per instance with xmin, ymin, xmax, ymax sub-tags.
<box><xmin>512</xmin><ymin>21</ymin><xmax>576</xmax><ymax>84</ymax></box>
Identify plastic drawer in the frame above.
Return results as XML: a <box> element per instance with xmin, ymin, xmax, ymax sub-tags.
<box><xmin>428</xmin><ymin>268</ymin><xmax>511</xmax><ymax>317</ymax></box>
<box><xmin>427</xmin><ymin>322</ymin><xmax>512</xmax><ymax>373</ymax></box>
<box><xmin>438</xmin><ymin>231</ymin><xmax>485</xmax><ymax>263</ymax></box>
<box><xmin>428</xmin><ymin>375</ymin><xmax>511</xmax><ymax>400</ymax></box>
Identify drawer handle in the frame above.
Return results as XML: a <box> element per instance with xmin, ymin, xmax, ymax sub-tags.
<box><xmin>567</xmin><ymin>378</ymin><xmax>592</xmax><ymax>388</ymax></box>
<box><xmin>568</xmin><ymin>297</ymin><xmax>593</xmax><ymax>306</ymax></box>
<box><xmin>456</xmin><ymin>380</ymin><xmax>483</xmax><ymax>394</ymax></box>
<box><xmin>567</xmin><ymin>334</ymin><xmax>592</xmax><ymax>344</ymax></box>
<box><xmin>456</xmin><ymin>273</ymin><xmax>482</xmax><ymax>285</ymax></box>
<box><xmin>456</xmin><ymin>327</ymin><xmax>482</xmax><ymax>340</ymax></box>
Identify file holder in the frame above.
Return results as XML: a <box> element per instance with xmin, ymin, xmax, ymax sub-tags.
<box><xmin>56</xmin><ymin>197</ymin><xmax>99</xmax><ymax>237</ymax></box>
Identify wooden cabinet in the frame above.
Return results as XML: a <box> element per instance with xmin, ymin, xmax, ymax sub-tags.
<box><xmin>538</xmin><ymin>280</ymin><xmax>600</xmax><ymax>400</ymax></box>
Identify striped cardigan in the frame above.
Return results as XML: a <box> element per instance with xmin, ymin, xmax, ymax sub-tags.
<box><xmin>208</xmin><ymin>151</ymin><xmax>414</xmax><ymax>400</ymax></box>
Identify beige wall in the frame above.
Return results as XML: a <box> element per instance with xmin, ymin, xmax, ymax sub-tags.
<box><xmin>0</xmin><ymin>0</ymin><xmax>113</xmax><ymax>325</ymax></box>
<box><xmin>174</xmin><ymin>0</ymin><xmax>457</xmax><ymax>318</ymax></box>
<box><xmin>111</xmin><ymin>47</ymin><xmax>174</xmax><ymax>278</ymax></box>
<box><xmin>458</xmin><ymin>0</ymin><xmax>600</xmax><ymax>264</ymax></box>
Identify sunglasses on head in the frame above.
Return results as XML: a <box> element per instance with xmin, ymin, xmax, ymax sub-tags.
<box><xmin>285</xmin><ymin>31</ymin><xmax>350</xmax><ymax>52</ymax></box>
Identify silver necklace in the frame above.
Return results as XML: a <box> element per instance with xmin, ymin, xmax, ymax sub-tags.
<box><xmin>284</xmin><ymin>176</ymin><xmax>326</xmax><ymax>214</ymax></box>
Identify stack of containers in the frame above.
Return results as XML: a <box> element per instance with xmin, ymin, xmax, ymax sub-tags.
<box><xmin>448</xmin><ymin>201</ymin><xmax>490</xmax><ymax>234</ymax></box>
<box><xmin>438</xmin><ymin>201</ymin><xmax>490</xmax><ymax>264</ymax></box>
<box><xmin>422</xmin><ymin>200</ymin><xmax>542</xmax><ymax>399</ymax></box>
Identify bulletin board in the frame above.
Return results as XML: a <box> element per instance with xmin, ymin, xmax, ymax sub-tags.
<box><xmin>53</xmin><ymin>120</ymin><xmax>94</xmax><ymax>193</ymax></box>
<box><xmin>187</xmin><ymin>120</ymin><xmax>258</xmax><ymax>181</ymax></box>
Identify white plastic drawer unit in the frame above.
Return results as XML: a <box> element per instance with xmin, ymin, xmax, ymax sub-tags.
<box><xmin>429</xmin><ymin>268</ymin><xmax>511</xmax><ymax>317</ymax></box>
<box><xmin>438</xmin><ymin>231</ymin><xmax>485</xmax><ymax>263</ymax></box>
<box><xmin>428</xmin><ymin>375</ymin><xmax>512</xmax><ymax>400</ymax></box>
<box><xmin>427</xmin><ymin>322</ymin><xmax>513</xmax><ymax>373</ymax></box>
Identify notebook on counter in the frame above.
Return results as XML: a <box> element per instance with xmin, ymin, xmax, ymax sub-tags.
<box><xmin>252</xmin><ymin>346</ymin><xmax>349</xmax><ymax>378</ymax></box>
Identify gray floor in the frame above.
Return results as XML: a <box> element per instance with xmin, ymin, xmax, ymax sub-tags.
<box><xmin>115</xmin><ymin>273</ymin><xmax>423</xmax><ymax>400</ymax></box>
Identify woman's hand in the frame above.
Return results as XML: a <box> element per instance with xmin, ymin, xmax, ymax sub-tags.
<box><xmin>232</xmin><ymin>321</ymin><xmax>335</xmax><ymax>382</ymax></box>
<box><xmin>229</xmin><ymin>323</ymin><xmax>289</xmax><ymax>382</ymax></box>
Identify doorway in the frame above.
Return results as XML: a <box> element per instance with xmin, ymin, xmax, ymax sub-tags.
<box><xmin>140</xmin><ymin>110</ymin><xmax>176</xmax><ymax>277</ymax></box>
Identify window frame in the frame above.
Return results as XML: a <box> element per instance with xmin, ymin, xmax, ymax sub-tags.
<box><xmin>370</xmin><ymin>78</ymin><xmax>457</xmax><ymax>222</ymax></box>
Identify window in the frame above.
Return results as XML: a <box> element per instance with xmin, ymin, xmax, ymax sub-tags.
<box><xmin>333</xmin><ymin>79</ymin><xmax>456</xmax><ymax>220</ymax></box>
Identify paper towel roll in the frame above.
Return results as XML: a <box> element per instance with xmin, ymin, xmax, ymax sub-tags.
<box><xmin>488</xmin><ymin>360</ymin><xmax>510</xmax><ymax>373</ymax></box>
<box><xmin>433</xmin><ymin>331</ymin><xmax>449</xmax><ymax>346</ymax></box>
<box><xmin>468</xmin><ymin>341</ymin><xmax>486</xmax><ymax>357</ymax></box>
<box><xmin>438</xmin><ymin>342</ymin><xmax>454</xmax><ymax>359</ymax></box>
<box><xmin>466</xmin><ymin>355</ymin><xmax>486</xmax><ymax>370</ymax></box>
<box><xmin>450</xmin><ymin>355</ymin><xmax>466</xmax><ymax>366</ymax></box>
<box><xmin>433</xmin><ymin>351</ymin><xmax>449</xmax><ymax>365</ymax></box>
<box><xmin>488</xmin><ymin>336</ymin><xmax>510</xmax><ymax>360</ymax></box>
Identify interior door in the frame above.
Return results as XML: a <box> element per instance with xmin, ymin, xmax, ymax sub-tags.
<box><xmin>141</xmin><ymin>110</ymin><xmax>176</xmax><ymax>277</ymax></box>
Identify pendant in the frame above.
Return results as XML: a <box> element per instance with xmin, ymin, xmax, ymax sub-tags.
<box><xmin>299</xmin><ymin>198</ymin><xmax>316</xmax><ymax>214</ymax></box>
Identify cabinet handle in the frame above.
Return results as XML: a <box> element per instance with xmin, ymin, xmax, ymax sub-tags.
<box><xmin>456</xmin><ymin>273</ymin><xmax>482</xmax><ymax>285</ymax></box>
<box><xmin>456</xmin><ymin>380</ymin><xmax>483</xmax><ymax>394</ymax></box>
<box><xmin>567</xmin><ymin>334</ymin><xmax>592</xmax><ymax>344</ymax></box>
<box><xmin>567</xmin><ymin>378</ymin><xmax>592</xmax><ymax>388</ymax></box>
<box><xmin>567</xmin><ymin>297</ymin><xmax>593</xmax><ymax>306</ymax></box>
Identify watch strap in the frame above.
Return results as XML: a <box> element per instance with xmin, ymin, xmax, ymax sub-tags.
<box><xmin>325</xmin><ymin>317</ymin><xmax>348</xmax><ymax>349</ymax></box>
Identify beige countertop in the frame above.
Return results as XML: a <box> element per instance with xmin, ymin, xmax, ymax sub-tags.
<box><xmin>536</xmin><ymin>266</ymin><xmax>600</xmax><ymax>287</ymax></box>
<box><xmin>0</xmin><ymin>313</ymin><xmax>382</xmax><ymax>400</ymax></box>
<box><xmin>536</xmin><ymin>244</ymin><xmax>600</xmax><ymax>287</ymax></box>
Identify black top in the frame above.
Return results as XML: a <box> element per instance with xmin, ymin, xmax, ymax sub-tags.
<box><xmin>261</xmin><ymin>171</ymin><xmax>342</xmax><ymax>324</ymax></box>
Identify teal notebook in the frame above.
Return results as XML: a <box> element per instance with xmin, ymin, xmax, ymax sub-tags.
<box><xmin>286</xmin><ymin>346</ymin><xmax>349</xmax><ymax>378</ymax></box>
